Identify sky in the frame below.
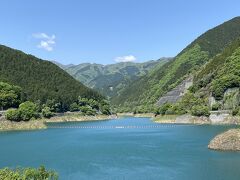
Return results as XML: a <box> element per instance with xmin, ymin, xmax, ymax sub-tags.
<box><xmin>0</xmin><ymin>0</ymin><xmax>240</xmax><ymax>65</ymax></box>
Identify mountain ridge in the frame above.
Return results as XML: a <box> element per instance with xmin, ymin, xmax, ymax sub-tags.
<box><xmin>53</xmin><ymin>57</ymin><xmax>172</xmax><ymax>98</ymax></box>
<box><xmin>112</xmin><ymin>16</ymin><xmax>240</xmax><ymax>112</ymax></box>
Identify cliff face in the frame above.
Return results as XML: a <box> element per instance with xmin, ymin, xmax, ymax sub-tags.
<box><xmin>208</xmin><ymin>129</ymin><xmax>240</xmax><ymax>151</ymax></box>
<box><xmin>156</xmin><ymin>77</ymin><xmax>193</xmax><ymax>106</ymax></box>
<box><xmin>209</xmin><ymin>88</ymin><xmax>240</xmax><ymax>111</ymax></box>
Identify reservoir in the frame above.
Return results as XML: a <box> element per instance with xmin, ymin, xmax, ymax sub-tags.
<box><xmin>0</xmin><ymin>117</ymin><xmax>240</xmax><ymax>180</ymax></box>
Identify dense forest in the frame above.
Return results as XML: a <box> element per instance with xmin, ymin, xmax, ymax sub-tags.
<box><xmin>194</xmin><ymin>38</ymin><xmax>240</xmax><ymax>99</ymax></box>
<box><xmin>0</xmin><ymin>45</ymin><xmax>108</xmax><ymax>112</ymax></box>
<box><xmin>155</xmin><ymin>38</ymin><xmax>240</xmax><ymax>117</ymax></box>
<box><xmin>112</xmin><ymin>16</ymin><xmax>240</xmax><ymax>113</ymax></box>
<box><xmin>0</xmin><ymin>80</ymin><xmax>111</xmax><ymax>121</ymax></box>
<box><xmin>0</xmin><ymin>45</ymin><xmax>112</xmax><ymax>121</ymax></box>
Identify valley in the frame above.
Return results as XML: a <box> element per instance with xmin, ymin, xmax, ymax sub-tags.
<box><xmin>54</xmin><ymin>58</ymin><xmax>172</xmax><ymax>98</ymax></box>
<box><xmin>0</xmin><ymin>2</ymin><xmax>240</xmax><ymax>178</ymax></box>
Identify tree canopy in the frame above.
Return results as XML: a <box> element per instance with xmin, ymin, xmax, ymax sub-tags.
<box><xmin>0</xmin><ymin>82</ymin><xmax>22</xmax><ymax>110</ymax></box>
<box><xmin>0</xmin><ymin>45</ymin><xmax>105</xmax><ymax>111</ymax></box>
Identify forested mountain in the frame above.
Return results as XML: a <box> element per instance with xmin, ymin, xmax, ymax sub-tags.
<box><xmin>0</xmin><ymin>45</ymin><xmax>104</xmax><ymax>111</ymax></box>
<box><xmin>193</xmin><ymin>38</ymin><xmax>240</xmax><ymax>109</ymax></box>
<box><xmin>112</xmin><ymin>16</ymin><xmax>240</xmax><ymax>112</ymax></box>
<box><xmin>153</xmin><ymin>38</ymin><xmax>240</xmax><ymax>117</ymax></box>
<box><xmin>54</xmin><ymin>58</ymin><xmax>171</xmax><ymax>98</ymax></box>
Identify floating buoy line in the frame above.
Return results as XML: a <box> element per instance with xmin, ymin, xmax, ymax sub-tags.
<box><xmin>47</xmin><ymin>124</ymin><xmax>194</xmax><ymax>129</ymax></box>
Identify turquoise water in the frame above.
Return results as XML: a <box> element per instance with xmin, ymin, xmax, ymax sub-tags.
<box><xmin>0</xmin><ymin>117</ymin><xmax>240</xmax><ymax>180</ymax></box>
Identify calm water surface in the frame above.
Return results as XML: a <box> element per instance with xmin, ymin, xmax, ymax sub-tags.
<box><xmin>0</xmin><ymin>117</ymin><xmax>240</xmax><ymax>180</ymax></box>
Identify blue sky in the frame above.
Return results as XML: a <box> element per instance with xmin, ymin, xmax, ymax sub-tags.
<box><xmin>0</xmin><ymin>0</ymin><xmax>240</xmax><ymax>65</ymax></box>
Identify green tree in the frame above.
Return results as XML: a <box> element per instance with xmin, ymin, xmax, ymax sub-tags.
<box><xmin>155</xmin><ymin>103</ymin><xmax>172</xmax><ymax>115</ymax></box>
<box><xmin>212</xmin><ymin>103</ymin><xmax>221</xmax><ymax>111</ymax></box>
<box><xmin>78</xmin><ymin>97</ymin><xmax>89</xmax><ymax>106</ymax></box>
<box><xmin>232</xmin><ymin>107</ymin><xmax>240</xmax><ymax>116</ymax></box>
<box><xmin>100</xmin><ymin>105</ymin><xmax>111</xmax><ymax>115</ymax></box>
<box><xmin>42</xmin><ymin>106</ymin><xmax>54</xmax><ymax>118</ymax></box>
<box><xmin>69</xmin><ymin>102</ymin><xmax>79</xmax><ymax>112</ymax></box>
<box><xmin>99</xmin><ymin>100</ymin><xmax>111</xmax><ymax>115</ymax></box>
<box><xmin>80</xmin><ymin>106</ymin><xmax>96</xmax><ymax>116</ymax></box>
<box><xmin>18</xmin><ymin>101</ymin><xmax>39</xmax><ymax>121</ymax></box>
<box><xmin>191</xmin><ymin>105</ymin><xmax>210</xmax><ymax>117</ymax></box>
<box><xmin>45</xmin><ymin>100</ymin><xmax>64</xmax><ymax>113</ymax></box>
<box><xmin>88</xmin><ymin>99</ymin><xmax>99</xmax><ymax>110</ymax></box>
<box><xmin>5</xmin><ymin>109</ymin><xmax>20</xmax><ymax>121</ymax></box>
<box><xmin>0</xmin><ymin>82</ymin><xmax>22</xmax><ymax>110</ymax></box>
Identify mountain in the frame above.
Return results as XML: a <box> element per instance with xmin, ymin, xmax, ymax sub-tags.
<box><xmin>154</xmin><ymin>38</ymin><xmax>240</xmax><ymax>117</ymax></box>
<box><xmin>0</xmin><ymin>45</ymin><xmax>104</xmax><ymax>111</ymax></box>
<box><xmin>54</xmin><ymin>58</ymin><xmax>171</xmax><ymax>98</ymax></box>
<box><xmin>193</xmin><ymin>38</ymin><xmax>240</xmax><ymax>110</ymax></box>
<box><xmin>52</xmin><ymin>61</ymin><xmax>75</xmax><ymax>70</ymax></box>
<box><xmin>112</xmin><ymin>17</ymin><xmax>240</xmax><ymax>112</ymax></box>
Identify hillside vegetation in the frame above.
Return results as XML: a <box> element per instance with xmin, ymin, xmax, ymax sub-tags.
<box><xmin>192</xmin><ymin>39</ymin><xmax>240</xmax><ymax>113</ymax></box>
<box><xmin>194</xmin><ymin>38</ymin><xmax>240</xmax><ymax>94</ymax></box>
<box><xmin>0</xmin><ymin>166</ymin><xmax>58</xmax><ymax>180</ymax></box>
<box><xmin>154</xmin><ymin>38</ymin><xmax>240</xmax><ymax>117</ymax></box>
<box><xmin>112</xmin><ymin>17</ymin><xmax>240</xmax><ymax>112</ymax></box>
<box><xmin>0</xmin><ymin>45</ymin><xmax>107</xmax><ymax>112</ymax></box>
<box><xmin>55</xmin><ymin>58</ymin><xmax>171</xmax><ymax>98</ymax></box>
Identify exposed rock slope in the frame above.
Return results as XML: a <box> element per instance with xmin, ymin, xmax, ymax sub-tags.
<box><xmin>157</xmin><ymin>77</ymin><xmax>193</xmax><ymax>106</ymax></box>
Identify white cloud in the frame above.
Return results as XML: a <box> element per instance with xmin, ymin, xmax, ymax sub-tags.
<box><xmin>114</xmin><ymin>55</ymin><xmax>136</xmax><ymax>62</ymax></box>
<box><xmin>32</xmin><ymin>33</ymin><xmax>56</xmax><ymax>51</ymax></box>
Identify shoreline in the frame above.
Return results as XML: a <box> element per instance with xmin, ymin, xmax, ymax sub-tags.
<box><xmin>153</xmin><ymin>114</ymin><xmax>240</xmax><ymax>151</ymax></box>
<box><xmin>45</xmin><ymin>113</ymin><xmax>117</xmax><ymax>123</ymax></box>
<box><xmin>208</xmin><ymin>129</ymin><xmax>240</xmax><ymax>151</ymax></box>
<box><xmin>117</xmin><ymin>113</ymin><xmax>155</xmax><ymax>118</ymax></box>
<box><xmin>1</xmin><ymin>112</ymin><xmax>240</xmax><ymax>152</ymax></box>
<box><xmin>1</xmin><ymin>112</ymin><xmax>240</xmax><ymax>132</ymax></box>
<box><xmin>0</xmin><ymin>114</ymin><xmax>117</xmax><ymax>132</ymax></box>
<box><xmin>116</xmin><ymin>112</ymin><xmax>240</xmax><ymax>125</ymax></box>
<box><xmin>153</xmin><ymin>114</ymin><xmax>240</xmax><ymax>125</ymax></box>
<box><xmin>0</xmin><ymin>119</ymin><xmax>47</xmax><ymax>132</ymax></box>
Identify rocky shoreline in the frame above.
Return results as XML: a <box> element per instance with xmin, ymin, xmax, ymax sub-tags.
<box><xmin>117</xmin><ymin>113</ymin><xmax>155</xmax><ymax>118</ymax></box>
<box><xmin>154</xmin><ymin>114</ymin><xmax>240</xmax><ymax>151</ymax></box>
<box><xmin>45</xmin><ymin>113</ymin><xmax>117</xmax><ymax>123</ymax></box>
<box><xmin>0</xmin><ymin>119</ymin><xmax>47</xmax><ymax>131</ymax></box>
<box><xmin>208</xmin><ymin>129</ymin><xmax>240</xmax><ymax>151</ymax></box>
<box><xmin>154</xmin><ymin>114</ymin><xmax>240</xmax><ymax>125</ymax></box>
<box><xmin>0</xmin><ymin>114</ymin><xmax>117</xmax><ymax>131</ymax></box>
